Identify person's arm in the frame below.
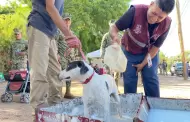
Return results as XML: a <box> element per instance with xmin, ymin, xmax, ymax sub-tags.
<box><xmin>109</xmin><ymin>6</ymin><xmax>135</xmax><ymax>44</ymax></box>
<box><xmin>132</xmin><ymin>46</ymin><xmax>160</xmax><ymax>74</ymax></box>
<box><xmin>18</xmin><ymin>41</ymin><xmax>28</xmax><ymax>56</ymax></box>
<box><xmin>140</xmin><ymin>46</ymin><xmax>159</xmax><ymax>66</ymax></box>
<box><xmin>8</xmin><ymin>45</ymin><xmax>13</xmax><ymax>65</ymax></box>
<box><xmin>141</xmin><ymin>26</ymin><xmax>171</xmax><ymax>66</ymax></box>
<box><xmin>109</xmin><ymin>24</ymin><xmax>120</xmax><ymax>44</ymax></box>
<box><xmin>133</xmin><ymin>27</ymin><xmax>171</xmax><ymax>73</ymax></box>
<box><xmin>46</xmin><ymin>0</ymin><xmax>73</xmax><ymax>39</ymax></box>
<box><xmin>100</xmin><ymin>33</ymin><xmax>108</xmax><ymax>58</ymax></box>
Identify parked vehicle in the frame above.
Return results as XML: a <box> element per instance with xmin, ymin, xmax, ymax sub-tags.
<box><xmin>170</xmin><ymin>62</ymin><xmax>190</xmax><ymax>76</ymax></box>
<box><xmin>170</xmin><ymin>62</ymin><xmax>183</xmax><ymax>76</ymax></box>
<box><xmin>175</xmin><ymin>62</ymin><xmax>183</xmax><ymax>76</ymax></box>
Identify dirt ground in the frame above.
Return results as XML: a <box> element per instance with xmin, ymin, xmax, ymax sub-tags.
<box><xmin>0</xmin><ymin>75</ymin><xmax>190</xmax><ymax>122</ymax></box>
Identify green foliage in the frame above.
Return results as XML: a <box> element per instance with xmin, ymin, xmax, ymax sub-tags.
<box><xmin>0</xmin><ymin>0</ymin><xmax>130</xmax><ymax>72</ymax></box>
<box><xmin>17</xmin><ymin>0</ymin><xmax>32</xmax><ymax>8</ymax></box>
<box><xmin>0</xmin><ymin>6</ymin><xmax>30</xmax><ymax>47</ymax></box>
<box><xmin>64</xmin><ymin>0</ymin><xmax>130</xmax><ymax>53</ymax></box>
<box><xmin>0</xmin><ymin>3</ymin><xmax>30</xmax><ymax>72</ymax></box>
<box><xmin>1</xmin><ymin>0</ymin><xmax>189</xmax><ymax>74</ymax></box>
<box><xmin>159</xmin><ymin>51</ymin><xmax>168</xmax><ymax>62</ymax></box>
<box><xmin>16</xmin><ymin>0</ymin><xmax>130</xmax><ymax>53</ymax></box>
<box><xmin>0</xmin><ymin>6</ymin><xmax>15</xmax><ymax>14</ymax></box>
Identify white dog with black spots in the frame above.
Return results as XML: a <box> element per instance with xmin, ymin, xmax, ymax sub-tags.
<box><xmin>59</xmin><ymin>60</ymin><xmax>121</xmax><ymax>122</ymax></box>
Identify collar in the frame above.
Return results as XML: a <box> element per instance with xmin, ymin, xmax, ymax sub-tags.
<box><xmin>82</xmin><ymin>71</ymin><xmax>95</xmax><ymax>84</ymax></box>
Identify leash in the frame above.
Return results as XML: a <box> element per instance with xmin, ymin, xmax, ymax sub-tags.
<box><xmin>82</xmin><ymin>71</ymin><xmax>95</xmax><ymax>84</ymax></box>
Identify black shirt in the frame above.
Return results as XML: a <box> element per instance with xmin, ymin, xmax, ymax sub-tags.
<box><xmin>115</xmin><ymin>6</ymin><xmax>171</xmax><ymax>48</ymax></box>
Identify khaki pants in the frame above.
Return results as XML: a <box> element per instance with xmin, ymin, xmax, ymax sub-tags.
<box><xmin>27</xmin><ymin>26</ymin><xmax>64</xmax><ymax>111</ymax></box>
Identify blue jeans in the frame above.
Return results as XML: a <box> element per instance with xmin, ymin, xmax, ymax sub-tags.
<box><xmin>122</xmin><ymin>48</ymin><xmax>160</xmax><ymax>97</ymax></box>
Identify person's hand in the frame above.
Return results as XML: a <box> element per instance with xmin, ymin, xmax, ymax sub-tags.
<box><xmin>65</xmin><ymin>36</ymin><xmax>81</xmax><ymax>48</ymax></box>
<box><xmin>64</xmin><ymin>34</ymin><xmax>75</xmax><ymax>40</ymax></box>
<box><xmin>111</xmin><ymin>36</ymin><xmax>121</xmax><ymax>45</ymax></box>
<box><xmin>16</xmin><ymin>52</ymin><xmax>25</xmax><ymax>56</ymax></box>
<box><xmin>57</xmin><ymin>54</ymin><xmax>61</xmax><ymax>63</ymax></box>
<box><xmin>64</xmin><ymin>32</ymin><xmax>77</xmax><ymax>41</ymax></box>
<box><xmin>15</xmin><ymin>51</ymin><xmax>19</xmax><ymax>55</ymax></box>
<box><xmin>133</xmin><ymin>63</ymin><xmax>144</xmax><ymax>75</ymax></box>
<box><xmin>7</xmin><ymin>61</ymin><xmax>12</xmax><ymax>65</ymax></box>
<box><xmin>19</xmin><ymin>52</ymin><xmax>25</xmax><ymax>56</ymax></box>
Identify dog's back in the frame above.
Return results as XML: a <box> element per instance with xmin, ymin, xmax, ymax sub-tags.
<box><xmin>99</xmin><ymin>74</ymin><xmax>118</xmax><ymax>94</ymax></box>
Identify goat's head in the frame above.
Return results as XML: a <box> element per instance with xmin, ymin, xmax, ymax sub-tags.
<box><xmin>59</xmin><ymin>60</ymin><xmax>94</xmax><ymax>82</ymax></box>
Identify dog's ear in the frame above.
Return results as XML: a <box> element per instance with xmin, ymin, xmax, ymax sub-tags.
<box><xmin>78</xmin><ymin>61</ymin><xmax>89</xmax><ymax>75</ymax></box>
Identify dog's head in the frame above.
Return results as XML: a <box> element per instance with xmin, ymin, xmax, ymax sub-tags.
<box><xmin>59</xmin><ymin>60</ymin><xmax>93</xmax><ymax>82</ymax></box>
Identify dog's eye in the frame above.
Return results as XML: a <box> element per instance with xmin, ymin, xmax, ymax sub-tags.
<box><xmin>77</xmin><ymin>62</ymin><xmax>83</xmax><ymax>67</ymax></box>
<box><xmin>66</xmin><ymin>64</ymin><xmax>77</xmax><ymax>71</ymax></box>
<box><xmin>66</xmin><ymin>61</ymin><xmax>79</xmax><ymax>71</ymax></box>
<box><xmin>66</xmin><ymin>65</ymin><xmax>70</xmax><ymax>71</ymax></box>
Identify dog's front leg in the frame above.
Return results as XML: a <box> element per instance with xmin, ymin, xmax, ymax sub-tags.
<box><xmin>84</xmin><ymin>103</ymin><xmax>90</xmax><ymax>118</ymax></box>
<box><xmin>104</xmin><ymin>106</ymin><xmax>110</xmax><ymax>122</ymax></box>
<box><xmin>103</xmin><ymin>99</ymin><xmax>111</xmax><ymax>122</ymax></box>
<box><xmin>111</xmin><ymin>93</ymin><xmax>122</xmax><ymax>118</ymax></box>
<box><xmin>115</xmin><ymin>94</ymin><xmax>122</xmax><ymax>118</ymax></box>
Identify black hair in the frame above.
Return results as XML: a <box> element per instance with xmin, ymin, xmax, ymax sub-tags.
<box><xmin>155</xmin><ymin>0</ymin><xmax>175</xmax><ymax>14</ymax></box>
